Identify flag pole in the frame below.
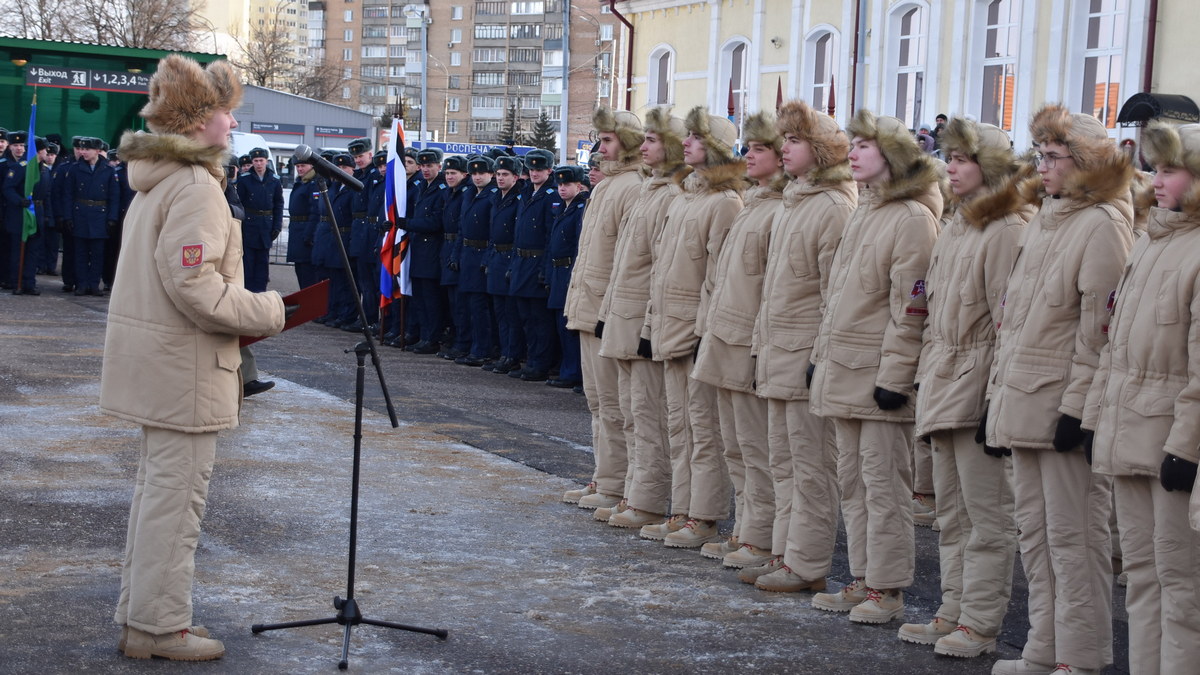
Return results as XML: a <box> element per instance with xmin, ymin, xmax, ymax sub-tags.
<box><xmin>16</xmin><ymin>89</ymin><xmax>39</xmax><ymax>295</ymax></box>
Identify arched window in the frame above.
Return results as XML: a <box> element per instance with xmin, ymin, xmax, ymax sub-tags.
<box><xmin>647</xmin><ymin>46</ymin><xmax>675</xmax><ymax>106</ymax></box>
<box><xmin>719</xmin><ymin>38</ymin><xmax>750</xmax><ymax>127</ymax></box>
<box><xmin>980</xmin><ymin>0</ymin><xmax>1020</xmax><ymax>131</ymax></box>
<box><xmin>1080</xmin><ymin>0</ymin><xmax>1126</xmax><ymax>128</ymax></box>
<box><xmin>890</xmin><ymin>4</ymin><xmax>927</xmax><ymax>129</ymax></box>
<box><xmin>807</xmin><ymin>31</ymin><xmax>837</xmax><ymax>115</ymax></box>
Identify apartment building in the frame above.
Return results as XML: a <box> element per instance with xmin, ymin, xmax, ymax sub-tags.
<box><xmin>194</xmin><ymin>0</ymin><xmax>310</xmax><ymax>73</ymax></box>
<box><xmin>317</xmin><ymin>1</ymin><xmax>623</xmax><ymax>159</ymax></box>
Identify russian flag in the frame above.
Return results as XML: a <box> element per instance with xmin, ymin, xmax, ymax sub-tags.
<box><xmin>379</xmin><ymin>119</ymin><xmax>411</xmax><ymax>307</ymax></box>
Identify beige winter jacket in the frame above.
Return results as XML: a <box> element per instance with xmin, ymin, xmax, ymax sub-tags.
<box><xmin>643</xmin><ymin>160</ymin><xmax>746</xmax><ymax>360</ymax></box>
<box><xmin>914</xmin><ymin>189</ymin><xmax>1028</xmax><ymax>436</ymax></box>
<box><xmin>100</xmin><ymin>131</ymin><xmax>286</xmax><ymax>433</ymax></box>
<box><xmin>1084</xmin><ymin>207</ymin><xmax>1200</xmax><ymax>476</ymax></box>
<box><xmin>563</xmin><ymin>159</ymin><xmax>643</xmax><ymax>331</ymax></box>
<box><xmin>753</xmin><ymin>171</ymin><xmax>857</xmax><ymax>401</ymax></box>
<box><xmin>597</xmin><ymin>167</ymin><xmax>685</xmax><ymax>360</ymax></box>
<box><xmin>808</xmin><ymin>175</ymin><xmax>942</xmax><ymax>422</ymax></box>
<box><xmin>986</xmin><ymin>185</ymin><xmax>1134</xmax><ymax>450</ymax></box>
<box><xmin>692</xmin><ymin>180</ymin><xmax>784</xmax><ymax>392</ymax></box>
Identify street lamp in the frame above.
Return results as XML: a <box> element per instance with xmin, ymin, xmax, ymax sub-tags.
<box><xmin>404</xmin><ymin>5</ymin><xmax>431</xmax><ymax>149</ymax></box>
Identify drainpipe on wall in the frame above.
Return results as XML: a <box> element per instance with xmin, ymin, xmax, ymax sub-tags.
<box><xmin>850</xmin><ymin>0</ymin><xmax>866</xmax><ymax>116</ymax></box>
<box><xmin>1143</xmin><ymin>0</ymin><xmax>1159</xmax><ymax>92</ymax></box>
<box><xmin>608</xmin><ymin>0</ymin><xmax>635</xmax><ymax>110</ymax></box>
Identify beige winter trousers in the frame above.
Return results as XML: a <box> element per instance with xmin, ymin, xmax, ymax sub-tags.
<box><xmin>625</xmin><ymin>358</ymin><xmax>671</xmax><ymax>514</ymax></box>
<box><xmin>580</xmin><ymin>333</ymin><xmax>629</xmax><ymax>498</ymax></box>
<box><xmin>913</xmin><ymin>434</ymin><xmax>935</xmax><ymax>495</ymax></box>
<box><xmin>1013</xmin><ymin>447</ymin><xmax>1113</xmax><ymax>670</ymax></box>
<box><xmin>686</xmin><ymin>378</ymin><xmax>731</xmax><ymax>520</ymax></box>
<box><xmin>114</xmin><ymin>426</ymin><xmax>217</xmax><ymax>634</ymax></box>
<box><xmin>834</xmin><ymin>417</ymin><xmax>915</xmax><ymax>589</ymax></box>
<box><xmin>1114</xmin><ymin>475</ymin><xmax>1200</xmax><ymax>675</ymax></box>
<box><xmin>769</xmin><ymin>398</ymin><xmax>839</xmax><ymax>580</ymax></box>
<box><xmin>930</xmin><ymin>427</ymin><xmax>1017</xmax><ymax>636</ymax></box>
<box><xmin>717</xmin><ymin>389</ymin><xmax>768</xmax><ymax>548</ymax></box>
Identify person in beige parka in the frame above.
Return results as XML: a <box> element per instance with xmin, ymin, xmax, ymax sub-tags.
<box><xmin>1083</xmin><ymin>120</ymin><xmax>1200</xmax><ymax>675</ymax></box>
<box><xmin>100</xmin><ymin>55</ymin><xmax>288</xmax><ymax>660</ymax></box>
<box><xmin>741</xmin><ymin>100</ymin><xmax>857</xmax><ymax>594</ymax></box>
<box><xmin>808</xmin><ymin>109</ymin><xmax>942</xmax><ymax>624</ymax></box>
<box><xmin>600</xmin><ymin>108</ymin><xmax>689</xmax><ymax>530</ymax></box>
<box><xmin>641</xmin><ymin>107</ymin><xmax>745</xmax><ymax>548</ymax></box>
<box><xmin>897</xmin><ymin>118</ymin><xmax>1030</xmax><ymax>657</ymax></box>
<box><xmin>562</xmin><ymin>107</ymin><xmax>645</xmax><ymax>511</ymax></box>
<box><xmin>985</xmin><ymin>104</ymin><xmax>1134</xmax><ymax>675</ymax></box>
<box><xmin>691</xmin><ymin>111</ymin><xmax>786</xmax><ymax>568</ymax></box>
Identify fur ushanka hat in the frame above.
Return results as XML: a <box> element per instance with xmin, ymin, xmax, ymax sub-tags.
<box><xmin>775</xmin><ymin>100</ymin><xmax>850</xmax><ymax>182</ymax></box>
<box><xmin>592</xmin><ymin>106</ymin><xmax>644</xmax><ymax>164</ymax></box>
<box><xmin>642</xmin><ymin>106</ymin><xmax>687</xmax><ymax>170</ymax></box>
<box><xmin>741</xmin><ymin>111</ymin><xmax>782</xmax><ymax>155</ymax></box>
<box><xmin>140</xmin><ymin>55</ymin><xmax>243</xmax><ymax>136</ymax></box>
<box><xmin>684</xmin><ymin>106</ymin><xmax>739</xmax><ymax>167</ymax></box>
<box><xmin>937</xmin><ymin>118</ymin><xmax>1021</xmax><ymax>190</ymax></box>
<box><xmin>846</xmin><ymin>108</ymin><xmax>941</xmax><ymax>202</ymax></box>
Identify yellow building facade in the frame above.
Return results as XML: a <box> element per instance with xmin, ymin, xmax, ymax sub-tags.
<box><xmin>617</xmin><ymin>0</ymin><xmax>1198</xmax><ymax>149</ymax></box>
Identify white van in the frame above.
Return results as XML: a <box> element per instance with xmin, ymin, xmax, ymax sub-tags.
<box><xmin>230</xmin><ymin>131</ymin><xmax>275</xmax><ymax>168</ymax></box>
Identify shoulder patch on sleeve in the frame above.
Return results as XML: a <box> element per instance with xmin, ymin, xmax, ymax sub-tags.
<box><xmin>181</xmin><ymin>244</ymin><xmax>204</xmax><ymax>268</ymax></box>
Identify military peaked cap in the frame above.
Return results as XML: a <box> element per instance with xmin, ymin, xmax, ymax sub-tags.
<box><xmin>524</xmin><ymin>149</ymin><xmax>554</xmax><ymax>170</ymax></box>
<box><xmin>553</xmin><ymin>164</ymin><xmax>587</xmax><ymax>184</ymax></box>
<box><xmin>348</xmin><ymin>137</ymin><xmax>372</xmax><ymax>155</ymax></box>
<box><xmin>468</xmin><ymin>155</ymin><xmax>496</xmax><ymax>173</ymax></box>
<box><xmin>249</xmin><ymin>147</ymin><xmax>269</xmax><ymax>160</ymax></box>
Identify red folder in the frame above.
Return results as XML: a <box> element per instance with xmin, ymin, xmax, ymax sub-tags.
<box><xmin>240</xmin><ymin>280</ymin><xmax>330</xmax><ymax>347</ymax></box>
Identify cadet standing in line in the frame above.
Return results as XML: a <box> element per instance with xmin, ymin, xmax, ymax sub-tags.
<box><xmin>438</xmin><ymin>154</ymin><xmax>471</xmax><ymax>359</ymax></box>
<box><xmin>51</xmin><ymin>137</ymin><xmax>81</xmax><ymax>293</ymax></box>
<box><xmin>345</xmin><ymin>137</ymin><xmax>379</xmax><ymax>331</ymax></box>
<box><xmin>312</xmin><ymin>154</ymin><xmax>358</xmax><ymax>327</ymax></box>
<box><xmin>692</xmin><ymin>111</ymin><xmax>787</xmax><ymax>569</ymax></box>
<box><xmin>986</xmin><ymin>105</ymin><xmax>1134</xmax><ymax>675</ymax></box>
<box><xmin>562</xmin><ymin>107</ymin><xmax>645</xmax><ymax>513</ymax></box>
<box><xmin>742</xmin><ymin>100</ymin><xmax>856</xmax><ymax>593</ymax></box>
<box><xmin>1085</xmin><ymin>120</ymin><xmax>1200</xmax><ymax>675</ymax></box>
<box><xmin>3</xmin><ymin>133</ymin><xmax>53</xmax><ymax>294</ymax></box>
<box><xmin>507</xmin><ymin>148</ymin><xmax>559</xmax><ymax>381</ymax></box>
<box><xmin>808</xmin><ymin>109</ymin><xmax>941</xmax><ymax>624</ymax></box>
<box><xmin>897</xmin><ymin>117</ymin><xmax>1028</xmax><ymax>657</ymax></box>
<box><xmin>643</xmin><ymin>108</ymin><xmax>745</xmax><ymax>549</ymax></box>
<box><xmin>485</xmin><ymin>154</ymin><xmax>526</xmax><ymax>373</ymax></box>
<box><xmin>65</xmin><ymin>136</ymin><xmax>120</xmax><ymax>296</ymax></box>
<box><xmin>458</xmin><ymin>155</ymin><xmax>499</xmax><ymax>366</ymax></box>
<box><xmin>235</xmin><ymin>147</ymin><xmax>283</xmax><ymax>293</ymax></box>
<box><xmin>545</xmin><ymin>164</ymin><xmax>590</xmax><ymax>389</ymax></box>
<box><xmin>405</xmin><ymin>148</ymin><xmax>449</xmax><ymax>354</ymax></box>
<box><xmin>286</xmin><ymin>155</ymin><xmax>321</xmax><ymax>290</ymax></box>
<box><xmin>601</xmin><ymin>108</ymin><xmax>687</xmax><ymax>531</ymax></box>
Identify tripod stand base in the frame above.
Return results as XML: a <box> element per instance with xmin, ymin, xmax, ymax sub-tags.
<box><xmin>252</xmin><ymin>596</ymin><xmax>448</xmax><ymax>670</ymax></box>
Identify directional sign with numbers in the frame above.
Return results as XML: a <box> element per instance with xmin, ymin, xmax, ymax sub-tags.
<box><xmin>24</xmin><ymin>66</ymin><xmax>150</xmax><ymax>94</ymax></box>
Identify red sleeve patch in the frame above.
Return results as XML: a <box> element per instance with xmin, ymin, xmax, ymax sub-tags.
<box><xmin>905</xmin><ymin>307</ymin><xmax>929</xmax><ymax>316</ymax></box>
<box><xmin>181</xmin><ymin>244</ymin><xmax>203</xmax><ymax>268</ymax></box>
<box><xmin>910</xmin><ymin>279</ymin><xmax>927</xmax><ymax>299</ymax></box>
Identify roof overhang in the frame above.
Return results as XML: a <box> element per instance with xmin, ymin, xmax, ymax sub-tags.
<box><xmin>1118</xmin><ymin>93</ymin><xmax>1200</xmax><ymax>127</ymax></box>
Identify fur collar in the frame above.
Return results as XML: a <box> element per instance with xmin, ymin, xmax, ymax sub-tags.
<box><xmin>1018</xmin><ymin>147</ymin><xmax>1134</xmax><ymax>209</ymax></box>
<box><xmin>958</xmin><ymin>162</ymin><xmax>1036</xmax><ymax>228</ymax></box>
<box><xmin>803</xmin><ymin>161</ymin><xmax>853</xmax><ymax>187</ymax></box>
<box><xmin>874</xmin><ymin>155</ymin><xmax>943</xmax><ymax>205</ymax></box>
<box><xmin>676</xmin><ymin>159</ymin><xmax>748</xmax><ymax>194</ymax></box>
<box><xmin>600</xmin><ymin>157</ymin><xmax>643</xmax><ymax>178</ymax></box>
<box><xmin>118</xmin><ymin>130</ymin><xmax>228</xmax><ymax>178</ymax></box>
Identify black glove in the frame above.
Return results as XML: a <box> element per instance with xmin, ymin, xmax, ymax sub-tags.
<box><xmin>1052</xmin><ymin>414</ymin><xmax>1085</xmax><ymax>452</ymax></box>
<box><xmin>1160</xmin><ymin>453</ymin><xmax>1199</xmax><ymax>493</ymax></box>
<box><xmin>594</xmin><ymin>320</ymin><xmax>605</xmax><ymax>339</ymax></box>
<box><xmin>751</xmin><ymin>355</ymin><xmax>756</xmax><ymax>391</ymax></box>
<box><xmin>449</xmin><ymin>261</ymin><xmax>459</xmax><ymax>272</ymax></box>
<box><xmin>1083</xmin><ymin>429</ymin><xmax>1095</xmax><ymax>465</ymax></box>
<box><xmin>20</xmin><ymin>197</ymin><xmax>31</xmax><ymax>208</ymax></box>
<box><xmin>106</xmin><ymin>220</ymin><xmax>117</xmax><ymax>232</ymax></box>
<box><xmin>805</xmin><ymin>362</ymin><xmax>815</xmax><ymax>389</ymax></box>
<box><xmin>693</xmin><ymin>337</ymin><xmax>702</xmax><ymax>362</ymax></box>
<box><xmin>62</xmin><ymin>219</ymin><xmax>73</xmax><ymax>234</ymax></box>
<box><xmin>982</xmin><ymin>444</ymin><xmax>1012</xmax><ymax>458</ymax></box>
<box><xmin>52</xmin><ymin>218</ymin><xmax>63</xmax><ymax>233</ymax></box>
<box><xmin>873</xmin><ymin>386</ymin><xmax>908</xmax><ymax>411</ymax></box>
<box><xmin>284</xmin><ymin>304</ymin><xmax>300</xmax><ymax>320</ymax></box>
<box><xmin>637</xmin><ymin>338</ymin><xmax>653</xmax><ymax>359</ymax></box>
<box><xmin>975</xmin><ymin>407</ymin><xmax>1011</xmax><ymax>457</ymax></box>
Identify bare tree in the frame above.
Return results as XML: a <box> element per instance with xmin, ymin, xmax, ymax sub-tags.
<box><xmin>230</xmin><ymin>18</ymin><xmax>295</xmax><ymax>89</ymax></box>
<box><xmin>0</xmin><ymin>0</ymin><xmax>90</xmax><ymax>42</ymax></box>
<box><xmin>288</xmin><ymin>59</ymin><xmax>343</xmax><ymax>103</ymax></box>
<box><xmin>72</xmin><ymin>0</ymin><xmax>203</xmax><ymax>50</ymax></box>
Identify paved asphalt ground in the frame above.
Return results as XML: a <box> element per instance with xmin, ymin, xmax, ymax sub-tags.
<box><xmin>0</xmin><ymin>264</ymin><xmax>1129</xmax><ymax>674</ymax></box>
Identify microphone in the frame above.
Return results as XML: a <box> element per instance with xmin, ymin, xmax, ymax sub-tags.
<box><xmin>293</xmin><ymin>144</ymin><xmax>364</xmax><ymax>192</ymax></box>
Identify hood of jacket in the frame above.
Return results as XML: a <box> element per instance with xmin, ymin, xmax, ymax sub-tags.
<box><xmin>1018</xmin><ymin>145</ymin><xmax>1135</xmax><ymax>219</ymax></box>
<box><xmin>958</xmin><ymin>160</ymin><xmax>1037</xmax><ymax>228</ymax></box>
<box><xmin>784</xmin><ymin>174</ymin><xmax>857</xmax><ymax>207</ymax></box>
<box><xmin>119</xmin><ymin>130</ymin><xmax>228</xmax><ymax>193</ymax></box>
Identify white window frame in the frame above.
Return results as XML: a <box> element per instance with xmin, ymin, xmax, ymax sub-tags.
<box><xmin>647</xmin><ymin>44</ymin><xmax>675</xmax><ymax>106</ymax></box>
<box><xmin>886</xmin><ymin>2</ymin><xmax>929</xmax><ymax>130</ymax></box>
<box><xmin>973</xmin><ymin>0</ymin><xmax>1021</xmax><ymax>131</ymax></box>
<box><xmin>803</xmin><ymin>27</ymin><xmax>839</xmax><ymax>116</ymax></box>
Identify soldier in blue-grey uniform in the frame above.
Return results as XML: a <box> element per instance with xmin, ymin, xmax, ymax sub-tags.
<box><xmin>286</xmin><ymin>155</ymin><xmax>322</xmax><ymax>289</ymax></box>
<box><xmin>438</xmin><ymin>154</ymin><xmax>471</xmax><ymax>359</ymax></box>
<box><xmin>3</xmin><ymin>133</ymin><xmax>53</xmax><ymax>294</ymax></box>
<box><xmin>36</xmin><ymin>138</ymin><xmax>60</xmax><ymax>276</ymax></box>
<box><xmin>51</xmin><ymin>137</ymin><xmax>82</xmax><ymax>292</ymax></box>
<box><xmin>102</xmin><ymin>147</ymin><xmax>134</xmax><ymax>292</ymax></box>
<box><xmin>457</xmin><ymin>154</ymin><xmax>499</xmax><ymax>366</ymax></box>
<box><xmin>344</xmin><ymin>137</ymin><xmax>381</xmax><ymax>331</ymax></box>
<box><xmin>545</xmin><ymin>164</ymin><xmax>589</xmax><ymax>388</ymax></box>
<box><xmin>508</xmin><ymin>148</ymin><xmax>559</xmax><ymax>381</ymax></box>
<box><xmin>235</xmin><ymin>147</ymin><xmax>283</xmax><ymax>293</ymax></box>
<box><xmin>64</xmin><ymin>136</ymin><xmax>120</xmax><ymax>296</ymax></box>
<box><xmin>405</xmin><ymin>148</ymin><xmax>449</xmax><ymax>354</ymax></box>
<box><xmin>363</xmin><ymin>149</ymin><xmax>389</xmax><ymax>321</ymax></box>
<box><xmin>486</xmin><ymin>154</ymin><xmax>526</xmax><ymax>373</ymax></box>
<box><xmin>312</xmin><ymin>154</ymin><xmax>358</xmax><ymax>327</ymax></box>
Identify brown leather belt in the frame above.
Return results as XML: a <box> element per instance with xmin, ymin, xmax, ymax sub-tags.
<box><xmin>517</xmin><ymin>248</ymin><xmax>544</xmax><ymax>258</ymax></box>
<box><xmin>75</xmin><ymin>199</ymin><xmax>106</xmax><ymax>207</ymax></box>
<box><xmin>444</xmin><ymin>233</ymin><xmax>459</xmax><ymax>241</ymax></box>
<box><xmin>249</xmin><ymin>209</ymin><xmax>274</xmax><ymax>216</ymax></box>
<box><xmin>353</xmin><ymin>211</ymin><xmax>368</xmax><ymax>218</ymax></box>
<box><xmin>493</xmin><ymin>244</ymin><xmax>513</xmax><ymax>252</ymax></box>
<box><xmin>464</xmin><ymin>238</ymin><xmax>488</xmax><ymax>248</ymax></box>
<box><xmin>552</xmin><ymin>257</ymin><xmax>573</xmax><ymax>267</ymax></box>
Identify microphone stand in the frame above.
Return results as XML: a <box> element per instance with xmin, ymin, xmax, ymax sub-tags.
<box><xmin>252</xmin><ymin>175</ymin><xmax>447</xmax><ymax>669</ymax></box>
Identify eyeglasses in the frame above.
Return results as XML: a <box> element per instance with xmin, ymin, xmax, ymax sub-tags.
<box><xmin>1035</xmin><ymin>152</ymin><xmax>1074</xmax><ymax>168</ymax></box>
